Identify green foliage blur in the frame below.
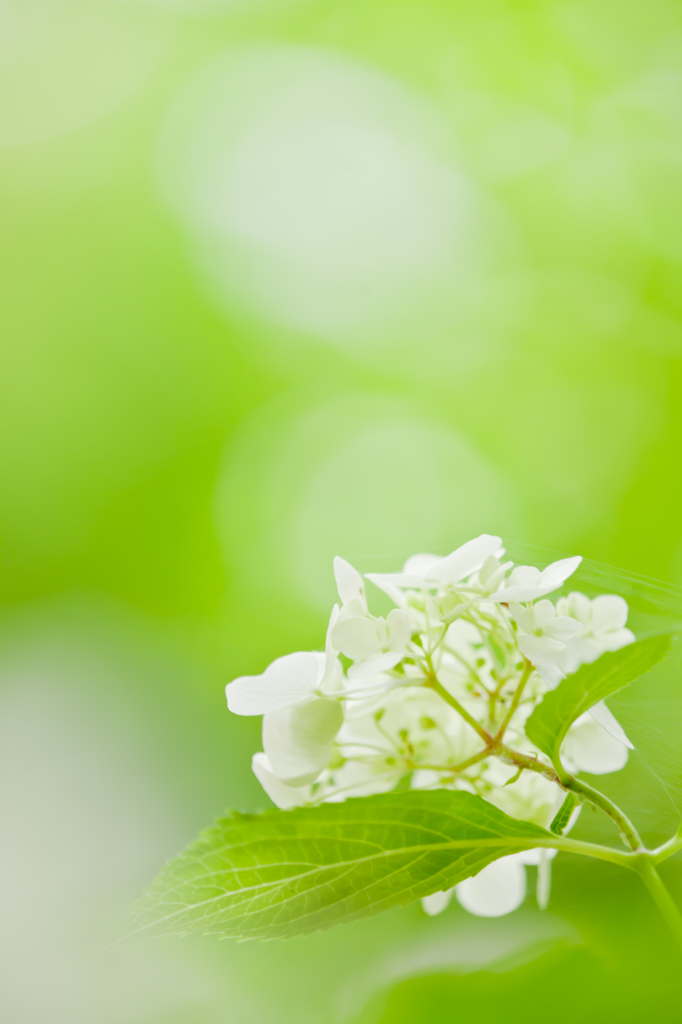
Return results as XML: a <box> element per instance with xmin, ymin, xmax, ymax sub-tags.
<box><xmin>2</xmin><ymin>1</ymin><xmax>682</xmax><ymax>1021</ymax></box>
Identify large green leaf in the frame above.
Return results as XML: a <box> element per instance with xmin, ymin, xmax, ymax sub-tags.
<box><xmin>525</xmin><ymin>636</ymin><xmax>671</xmax><ymax>770</ymax></box>
<box><xmin>124</xmin><ymin>790</ymin><xmax>552</xmax><ymax>942</ymax></box>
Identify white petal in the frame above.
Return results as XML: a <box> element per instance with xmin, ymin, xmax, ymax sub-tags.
<box><xmin>323</xmin><ymin>756</ymin><xmax>400</xmax><ymax>800</ymax></box>
<box><xmin>251</xmin><ymin>753</ymin><xmax>311</xmax><ymax>808</ymax></box>
<box><xmin>536</xmin><ymin>849</ymin><xmax>552</xmax><ymax>910</ymax></box>
<box><xmin>225</xmin><ymin>651</ymin><xmax>323</xmax><ymax>715</ymax></box>
<box><xmin>531</xmin><ymin>599</ymin><xmax>557</xmax><ymax>630</ymax></box>
<box><xmin>263</xmin><ymin>698</ymin><xmax>344</xmax><ymax>785</ymax></box>
<box><xmin>331</xmin><ymin>616</ymin><xmax>382</xmax><ymax>661</ymax></box>
<box><xmin>557</xmin><ymin>591</ymin><xmax>591</xmax><ymax>625</ymax></box>
<box><xmin>508</xmin><ymin>566</ymin><xmax>542</xmax><ymax>588</ymax></box>
<box><xmin>363</xmin><ymin>573</ymin><xmax>407</xmax><ymax>606</ymax></box>
<box><xmin>599</xmin><ymin>627</ymin><xmax>636</xmax><ymax>653</ymax></box>
<box><xmin>319</xmin><ymin>605</ymin><xmax>340</xmax><ymax>689</ymax></box>
<box><xmin>588</xmin><ymin>701</ymin><xmax>634</xmax><ymax>749</ymax></box>
<box><xmin>539</xmin><ymin>555</ymin><xmax>582</xmax><ymax>590</ymax></box>
<box><xmin>403</xmin><ymin>553</ymin><xmax>443</xmax><ymax>576</ymax></box>
<box><xmin>561</xmin><ymin>635</ymin><xmax>602</xmax><ymax>672</ymax></box>
<box><xmin>546</xmin><ymin>616</ymin><xmax>583</xmax><ymax>642</ymax></box>
<box><xmin>456</xmin><ymin>857</ymin><xmax>527</xmax><ymax>917</ymax></box>
<box><xmin>421</xmin><ymin>889</ymin><xmax>454</xmax><ymax>916</ymax></box>
<box><xmin>562</xmin><ymin>713</ymin><xmax>629</xmax><ymax>774</ymax></box>
<box><xmin>387</xmin><ymin>608</ymin><xmax>412</xmax><ymax>652</ymax></box>
<box><xmin>534</xmin><ymin>662</ymin><xmax>566</xmax><ymax>688</ymax></box>
<box><xmin>334</xmin><ymin>556</ymin><xmax>367</xmax><ymax>607</ymax></box>
<box><xmin>517</xmin><ymin>633</ymin><xmax>566</xmax><ymax>663</ymax></box>
<box><xmin>424</xmin><ymin>534</ymin><xmax>503</xmax><ymax>586</ymax></box>
<box><xmin>478</xmin><ymin>554</ymin><xmax>502</xmax><ymax>586</ymax></box>
<box><xmin>364</xmin><ymin>571</ymin><xmax>429</xmax><ymax>591</ymax></box>
<box><xmin>589</xmin><ymin>594</ymin><xmax>629</xmax><ymax>633</ymax></box>
<box><xmin>489</xmin><ymin>556</ymin><xmax>581</xmax><ymax>603</ymax></box>
<box><xmin>509</xmin><ymin>602</ymin><xmax>533</xmax><ymax>633</ymax></box>
<box><xmin>489</xmin><ymin>584</ymin><xmax>563</xmax><ymax>602</ymax></box>
<box><xmin>347</xmin><ymin>651</ymin><xmax>403</xmax><ymax>678</ymax></box>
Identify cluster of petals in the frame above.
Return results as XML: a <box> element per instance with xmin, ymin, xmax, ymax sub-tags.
<box><xmin>225</xmin><ymin>534</ymin><xmax>637</xmax><ymax>918</ymax></box>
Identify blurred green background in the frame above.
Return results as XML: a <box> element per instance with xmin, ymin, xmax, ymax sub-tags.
<box><xmin>2</xmin><ymin>1</ymin><xmax>682</xmax><ymax>1021</ymax></box>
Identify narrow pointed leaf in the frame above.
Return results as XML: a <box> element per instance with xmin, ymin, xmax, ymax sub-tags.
<box><xmin>123</xmin><ymin>790</ymin><xmax>553</xmax><ymax>942</ymax></box>
<box><xmin>550</xmin><ymin>793</ymin><xmax>579</xmax><ymax>835</ymax></box>
<box><xmin>525</xmin><ymin>635</ymin><xmax>672</xmax><ymax>769</ymax></box>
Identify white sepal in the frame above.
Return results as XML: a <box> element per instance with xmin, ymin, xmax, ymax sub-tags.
<box><xmin>421</xmin><ymin>889</ymin><xmax>454</xmax><ymax>916</ymax></box>
<box><xmin>263</xmin><ymin>698</ymin><xmax>344</xmax><ymax>785</ymax></box>
<box><xmin>423</xmin><ymin>534</ymin><xmax>503</xmax><ymax>586</ymax></box>
<box><xmin>225</xmin><ymin>651</ymin><xmax>324</xmax><ymax>715</ymax></box>
<box><xmin>489</xmin><ymin>556</ymin><xmax>582</xmax><ymax>603</ymax></box>
<box><xmin>251</xmin><ymin>753</ymin><xmax>311</xmax><ymax>808</ymax></box>
<box><xmin>588</xmin><ymin>700</ymin><xmax>633</xmax><ymax>749</ymax></box>
<box><xmin>562</xmin><ymin>711</ymin><xmax>629</xmax><ymax>774</ymax></box>
<box><xmin>455</xmin><ymin>855</ymin><xmax>527</xmax><ymax>917</ymax></box>
<box><xmin>333</xmin><ymin>557</ymin><xmax>367</xmax><ymax>608</ymax></box>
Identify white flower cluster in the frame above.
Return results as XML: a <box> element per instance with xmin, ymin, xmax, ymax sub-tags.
<box><xmin>225</xmin><ymin>535</ymin><xmax>635</xmax><ymax>918</ymax></box>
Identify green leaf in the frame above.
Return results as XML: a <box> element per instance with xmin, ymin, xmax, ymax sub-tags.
<box><xmin>124</xmin><ymin>790</ymin><xmax>553</xmax><ymax>942</ymax></box>
<box><xmin>550</xmin><ymin>793</ymin><xmax>579</xmax><ymax>835</ymax></box>
<box><xmin>525</xmin><ymin>636</ymin><xmax>672</xmax><ymax>770</ymax></box>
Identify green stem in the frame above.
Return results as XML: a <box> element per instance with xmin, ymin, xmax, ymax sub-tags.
<box><xmin>637</xmin><ymin>858</ymin><xmax>682</xmax><ymax>950</ymax></box>
<box><xmin>564</xmin><ymin>775</ymin><xmax>643</xmax><ymax>852</ymax></box>
<box><xmin>449</xmin><ymin>747</ymin><xmax>492</xmax><ymax>773</ymax></box>
<box><xmin>427</xmin><ymin>668</ymin><xmax>644</xmax><ymax>852</ymax></box>
<box><xmin>426</xmin><ymin>676</ymin><xmax>492</xmax><ymax>745</ymax></box>
<box><xmin>653</xmin><ymin>834</ymin><xmax>682</xmax><ymax>865</ymax></box>
<box><xmin>494</xmin><ymin>658</ymin><xmax>533</xmax><ymax>741</ymax></box>
<box><xmin>496</xmin><ymin>742</ymin><xmax>563</xmax><ymax>785</ymax></box>
<box><xmin>548</xmin><ymin>836</ymin><xmax>635</xmax><ymax>869</ymax></box>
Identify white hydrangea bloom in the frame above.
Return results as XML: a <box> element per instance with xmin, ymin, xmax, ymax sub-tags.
<box><xmin>510</xmin><ymin>599</ymin><xmax>582</xmax><ymax>687</ymax></box>
<box><xmin>333</xmin><ymin>556</ymin><xmax>368</xmax><ymax>610</ymax></box>
<box><xmin>488</xmin><ymin>556</ymin><xmax>582</xmax><ymax>602</ymax></box>
<box><xmin>557</xmin><ymin>592</ymin><xmax>635</xmax><ymax>672</ymax></box>
<box><xmin>226</xmin><ymin>606</ymin><xmax>342</xmax><ymax>715</ymax></box>
<box><xmin>562</xmin><ymin>712</ymin><xmax>630</xmax><ymax>774</ymax></box>
<box><xmin>263</xmin><ymin>698</ymin><xmax>344</xmax><ymax>786</ymax></box>
<box><xmin>366</xmin><ymin>534</ymin><xmax>503</xmax><ymax>594</ymax></box>
<box><xmin>251</xmin><ymin>752</ymin><xmax>312</xmax><ymax>808</ymax></box>
<box><xmin>332</xmin><ymin>607</ymin><xmax>412</xmax><ymax>678</ymax></box>
<box><xmin>225</xmin><ymin>535</ymin><xmax>640</xmax><ymax>919</ymax></box>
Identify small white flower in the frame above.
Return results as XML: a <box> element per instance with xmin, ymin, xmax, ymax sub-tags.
<box><xmin>331</xmin><ymin>607</ymin><xmax>412</xmax><ymax>679</ymax></box>
<box><xmin>334</xmin><ymin>556</ymin><xmax>367</xmax><ymax>609</ymax></box>
<box><xmin>366</xmin><ymin>534</ymin><xmax>504</xmax><ymax>595</ymax></box>
<box><xmin>509</xmin><ymin>599</ymin><xmax>582</xmax><ymax>686</ymax></box>
<box><xmin>235</xmin><ymin>547</ymin><xmax>639</xmax><ymax>917</ymax></box>
<box><xmin>462</xmin><ymin>554</ymin><xmax>514</xmax><ymax>597</ymax></box>
<box><xmin>422</xmin><ymin>848</ymin><xmax>559</xmax><ymax>919</ymax></box>
<box><xmin>322</xmin><ymin>756</ymin><xmax>402</xmax><ymax>801</ymax></box>
<box><xmin>562</xmin><ymin>711</ymin><xmax>630</xmax><ymax>774</ymax></box>
<box><xmin>422</xmin><ymin>766</ymin><xmax>573</xmax><ymax>919</ymax></box>
<box><xmin>455</xmin><ymin>852</ymin><xmax>533</xmax><ymax>917</ymax></box>
<box><xmin>263</xmin><ymin>697</ymin><xmax>344</xmax><ymax>785</ymax></box>
<box><xmin>587</xmin><ymin>700</ymin><xmax>633</xmax><ymax>749</ymax></box>
<box><xmin>251</xmin><ymin>752</ymin><xmax>312</xmax><ymax>808</ymax></box>
<box><xmin>421</xmin><ymin>888</ymin><xmax>455</xmax><ymax>916</ymax></box>
<box><xmin>489</xmin><ymin>556</ymin><xmax>582</xmax><ymax>603</ymax></box>
<box><xmin>226</xmin><ymin>606</ymin><xmax>341</xmax><ymax>715</ymax></box>
<box><xmin>557</xmin><ymin>593</ymin><xmax>635</xmax><ymax>673</ymax></box>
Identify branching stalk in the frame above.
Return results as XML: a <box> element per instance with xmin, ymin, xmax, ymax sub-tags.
<box><xmin>636</xmin><ymin>859</ymin><xmax>682</xmax><ymax>950</ymax></box>
<box><xmin>427</xmin><ymin>664</ymin><xmax>645</xmax><ymax>852</ymax></box>
<box><xmin>493</xmin><ymin>658</ymin><xmax>533</xmax><ymax>742</ymax></box>
<box><xmin>423</xmin><ymin>651</ymin><xmax>682</xmax><ymax>948</ymax></box>
<box><xmin>563</xmin><ymin>775</ymin><xmax>643</xmax><ymax>852</ymax></box>
<box><xmin>653</xmin><ymin>835</ymin><xmax>682</xmax><ymax>865</ymax></box>
<box><xmin>425</xmin><ymin>675</ymin><xmax>492</xmax><ymax>745</ymax></box>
